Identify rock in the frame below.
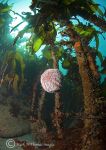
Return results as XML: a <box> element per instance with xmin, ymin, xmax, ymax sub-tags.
<box><xmin>0</xmin><ymin>105</ymin><xmax>30</xmax><ymax>138</ymax></box>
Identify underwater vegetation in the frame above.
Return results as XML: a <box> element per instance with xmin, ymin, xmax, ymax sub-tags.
<box><xmin>0</xmin><ymin>0</ymin><xmax>106</xmax><ymax>150</ymax></box>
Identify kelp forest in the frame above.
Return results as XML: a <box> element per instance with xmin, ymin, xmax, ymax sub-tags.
<box><xmin>0</xmin><ymin>0</ymin><xmax>106</xmax><ymax>150</ymax></box>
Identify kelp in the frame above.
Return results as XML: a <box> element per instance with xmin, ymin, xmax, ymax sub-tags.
<box><xmin>0</xmin><ymin>2</ymin><xmax>12</xmax><ymax>28</ymax></box>
<box><xmin>42</xmin><ymin>46</ymin><xmax>52</xmax><ymax>60</ymax></box>
<box><xmin>30</xmin><ymin>0</ymin><xmax>106</xmax><ymax>32</ymax></box>
<box><xmin>4</xmin><ymin>0</ymin><xmax>105</xmax><ymax>148</ymax></box>
<box><xmin>0</xmin><ymin>17</ymin><xmax>4</xmax><ymax>27</ymax></box>
<box><xmin>55</xmin><ymin>48</ymin><xmax>64</xmax><ymax>60</ymax></box>
<box><xmin>11</xmin><ymin>0</ymin><xmax>106</xmax><ymax>59</ymax></box>
<box><xmin>88</xmin><ymin>2</ymin><xmax>104</xmax><ymax>17</ymax></box>
<box><xmin>0</xmin><ymin>2</ymin><xmax>12</xmax><ymax>13</ymax></box>
<box><xmin>73</xmin><ymin>24</ymin><xmax>104</xmax><ymax>64</ymax></box>
<box><xmin>4</xmin><ymin>73</ymin><xmax>19</xmax><ymax>95</ymax></box>
<box><xmin>0</xmin><ymin>5</ymin><xmax>12</xmax><ymax>13</ymax></box>
<box><xmin>0</xmin><ymin>2</ymin><xmax>13</xmax><ymax>61</ymax></box>
<box><xmin>101</xmin><ymin>58</ymin><xmax>106</xmax><ymax>74</ymax></box>
<box><xmin>62</xmin><ymin>58</ymin><xmax>71</xmax><ymax>69</ymax></box>
<box><xmin>12</xmin><ymin>12</ymin><xmax>57</xmax><ymax>53</ymax></box>
<box><xmin>13</xmin><ymin>25</ymin><xmax>32</xmax><ymax>45</ymax></box>
<box><xmin>73</xmin><ymin>24</ymin><xmax>100</xmax><ymax>45</ymax></box>
<box><xmin>33</xmin><ymin>36</ymin><xmax>44</xmax><ymax>52</ymax></box>
<box><xmin>1</xmin><ymin>50</ymin><xmax>25</xmax><ymax>94</ymax></box>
